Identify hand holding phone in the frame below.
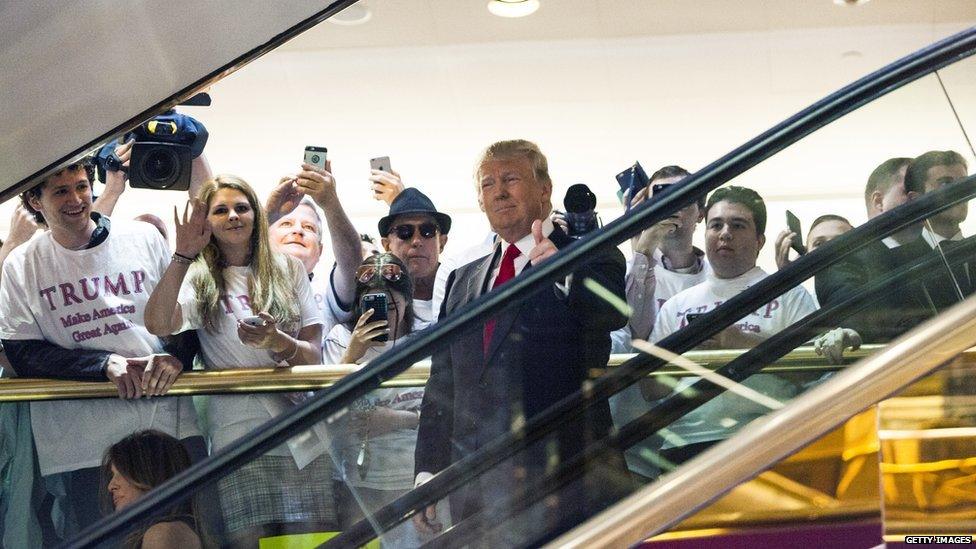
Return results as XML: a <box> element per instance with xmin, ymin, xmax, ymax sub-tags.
<box><xmin>786</xmin><ymin>210</ymin><xmax>806</xmax><ymax>255</ymax></box>
<box><xmin>241</xmin><ymin>315</ymin><xmax>268</xmax><ymax>327</ymax></box>
<box><xmin>304</xmin><ymin>146</ymin><xmax>328</xmax><ymax>170</ymax></box>
<box><xmin>361</xmin><ymin>293</ymin><xmax>389</xmax><ymax>342</ymax></box>
<box><xmin>615</xmin><ymin>162</ymin><xmax>649</xmax><ymax>210</ymax></box>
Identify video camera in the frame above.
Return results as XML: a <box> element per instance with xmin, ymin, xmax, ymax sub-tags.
<box><xmin>95</xmin><ymin>110</ymin><xmax>208</xmax><ymax>191</ymax></box>
<box><xmin>563</xmin><ymin>183</ymin><xmax>600</xmax><ymax>237</ymax></box>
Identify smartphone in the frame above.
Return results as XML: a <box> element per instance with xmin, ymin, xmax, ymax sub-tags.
<box><xmin>785</xmin><ymin>210</ymin><xmax>806</xmax><ymax>255</ymax></box>
<box><xmin>304</xmin><ymin>146</ymin><xmax>328</xmax><ymax>170</ymax></box>
<box><xmin>370</xmin><ymin>156</ymin><xmax>392</xmax><ymax>173</ymax></box>
<box><xmin>241</xmin><ymin>315</ymin><xmax>267</xmax><ymax>327</ymax></box>
<box><xmin>685</xmin><ymin>313</ymin><xmax>703</xmax><ymax>324</ymax></box>
<box><xmin>360</xmin><ymin>293</ymin><xmax>389</xmax><ymax>342</ymax></box>
<box><xmin>615</xmin><ymin>162</ymin><xmax>649</xmax><ymax>209</ymax></box>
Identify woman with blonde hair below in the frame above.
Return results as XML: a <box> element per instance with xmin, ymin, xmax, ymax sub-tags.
<box><xmin>102</xmin><ymin>430</ymin><xmax>202</xmax><ymax>548</ymax></box>
<box><xmin>145</xmin><ymin>174</ymin><xmax>336</xmax><ymax>545</ymax></box>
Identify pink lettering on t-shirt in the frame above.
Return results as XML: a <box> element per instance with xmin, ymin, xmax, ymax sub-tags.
<box><xmin>104</xmin><ymin>273</ymin><xmax>130</xmax><ymax>296</ymax></box>
<box><xmin>39</xmin><ymin>286</ymin><xmax>57</xmax><ymax>311</ymax></box>
<box><xmin>131</xmin><ymin>270</ymin><xmax>146</xmax><ymax>294</ymax></box>
<box><xmin>763</xmin><ymin>300</ymin><xmax>780</xmax><ymax>318</ymax></box>
<box><xmin>80</xmin><ymin>277</ymin><xmax>101</xmax><ymax>300</ymax></box>
<box><xmin>59</xmin><ymin>283</ymin><xmax>83</xmax><ymax>307</ymax></box>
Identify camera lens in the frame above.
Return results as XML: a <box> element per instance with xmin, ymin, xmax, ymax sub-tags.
<box><xmin>141</xmin><ymin>147</ymin><xmax>179</xmax><ymax>186</ymax></box>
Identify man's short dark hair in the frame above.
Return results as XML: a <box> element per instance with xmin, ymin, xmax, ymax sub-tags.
<box><xmin>705</xmin><ymin>185</ymin><xmax>766</xmax><ymax>235</ymax></box>
<box><xmin>904</xmin><ymin>150</ymin><xmax>968</xmax><ymax>194</ymax></box>
<box><xmin>649</xmin><ymin>165</ymin><xmax>704</xmax><ymax>209</ymax></box>
<box><xmin>20</xmin><ymin>158</ymin><xmax>95</xmax><ymax>225</ymax></box>
<box><xmin>864</xmin><ymin>157</ymin><xmax>912</xmax><ymax>205</ymax></box>
<box><xmin>808</xmin><ymin>214</ymin><xmax>852</xmax><ymax>238</ymax></box>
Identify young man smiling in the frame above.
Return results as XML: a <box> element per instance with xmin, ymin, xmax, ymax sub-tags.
<box><xmin>0</xmin><ymin>156</ymin><xmax>200</xmax><ymax>540</ymax></box>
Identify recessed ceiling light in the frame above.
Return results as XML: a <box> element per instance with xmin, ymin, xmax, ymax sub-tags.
<box><xmin>487</xmin><ymin>0</ymin><xmax>540</xmax><ymax>18</ymax></box>
<box><xmin>833</xmin><ymin>0</ymin><xmax>871</xmax><ymax>5</ymax></box>
<box><xmin>328</xmin><ymin>2</ymin><xmax>372</xmax><ymax>26</ymax></box>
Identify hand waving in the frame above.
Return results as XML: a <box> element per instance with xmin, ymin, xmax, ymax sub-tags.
<box><xmin>174</xmin><ymin>198</ymin><xmax>211</xmax><ymax>258</ymax></box>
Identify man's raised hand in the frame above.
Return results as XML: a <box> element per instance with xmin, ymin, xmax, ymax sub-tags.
<box><xmin>529</xmin><ymin>219</ymin><xmax>558</xmax><ymax>264</ymax></box>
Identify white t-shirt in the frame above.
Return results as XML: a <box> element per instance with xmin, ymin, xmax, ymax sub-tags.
<box><xmin>176</xmin><ymin>261</ymin><xmax>324</xmax><ymax>466</ymax></box>
<box><xmin>0</xmin><ymin>220</ymin><xmax>198</xmax><ymax>475</ymax></box>
<box><xmin>310</xmin><ymin>264</ymin><xmax>353</xmax><ymax>338</ymax></box>
<box><xmin>649</xmin><ymin>266</ymin><xmax>817</xmax><ymax>448</ymax></box>
<box><xmin>322</xmin><ymin>317</ymin><xmax>425</xmax><ymax>490</ymax></box>
<box><xmin>611</xmin><ymin>249</ymin><xmax>710</xmax><ymax>353</ymax></box>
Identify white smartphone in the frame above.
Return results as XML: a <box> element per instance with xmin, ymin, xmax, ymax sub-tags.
<box><xmin>370</xmin><ymin>156</ymin><xmax>391</xmax><ymax>173</ymax></box>
<box><xmin>304</xmin><ymin>146</ymin><xmax>328</xmax><ymax>170</ymax></box>
<box><xmin>241</xmin><ymin>315</ymin><xmax>267</xmax><ymax>327</ymax></box>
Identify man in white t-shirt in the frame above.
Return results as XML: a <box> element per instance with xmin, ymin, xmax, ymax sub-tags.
<box><xmin>647</xmin><ymin>186</ymin><xmax>857</xmax><ymax>466</ymax></box>
<box><xmin>612</xmin><ymin>165</ymin><xmax>710</xmax><ymax>353</ymax></box>
<box><xmin>377</xmin><ymin>188</ymin><xmax>451</xmax><ymax>327</ymax></box>
<box><xmin>266</xmin><ymin>161</ymin><xmax>362</xmax><ymax>338</ymax></box>
<box><xmin>610</xmin><ymin>165</ymin><xmax>711</xmax><ymax>480</ymax></box>
<box><xmin>0</xmin><ymin>158</ymin><xmax>198</xmax><ymax>540</ymax></box>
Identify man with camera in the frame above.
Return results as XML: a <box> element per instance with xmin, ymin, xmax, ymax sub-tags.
<box><xmin>0</xmin><ymin>153</ymin><xmax>199</xmax><ymax>539</ymax></box>
<box><xmin>414</xmin><ymin>139</ymin><xmax>630</xmax><ymax>544</ymax></box>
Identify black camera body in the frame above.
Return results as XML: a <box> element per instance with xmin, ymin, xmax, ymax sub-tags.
<box><xmin>96</xmin><ymin>111</ymin><xmax>208</xmax><ymax>191</ymax></box>
<box><xmin>564</xmin><ymin>183</ymin><xmax>599</xmax><ymax>238</ymax></box>
<box><xmin>130</xmin><ymin>140</ymin><xmax>193</xmax><ymax>190</ymax></box>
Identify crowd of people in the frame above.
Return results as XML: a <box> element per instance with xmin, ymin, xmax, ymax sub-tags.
<box><xmin>0</xmin><ymin>136</ymin><xmax>970</xmax><ymax>547</ymax></box>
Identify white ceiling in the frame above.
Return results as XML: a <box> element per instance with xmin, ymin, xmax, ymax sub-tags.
<box><xmin>281</xmin><ymin>0</ymin><xmax>976</xmax><ymax>50</ymax></box>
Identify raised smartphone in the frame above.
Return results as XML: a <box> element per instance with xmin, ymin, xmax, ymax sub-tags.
<box><xmin>615</xmin><ymin>161</ymin><xmax>649</xmax><ymax>209</ymax></box>
<box><xmin>786</xmin><ymin>210</ymin><xmax>806</xmax><ymax>255</ymax></box>
<box><xmin>304</xmin><ymin>146</ymin><xmax>328</xmax><ymax>170</ymax></box>
<box><xmin>361</xmin><ymin>293</ymin><xmax>389</xmax><ymax>342</ymax></box>
<box><xmin>370</xmin><ymin>156</ymin><xmax>392</xmax><ymax>173</ymax></box>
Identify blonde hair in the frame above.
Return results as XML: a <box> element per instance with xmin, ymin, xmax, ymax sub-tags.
<box><xmin>474</xmin><ymin>139</ymin><xmax>552</xmax><ymax>189</ymax></box>
<box><xmin>190</xmin><ymin>174</ymin><xmax>301</xmax><ymax>333</ymax></box>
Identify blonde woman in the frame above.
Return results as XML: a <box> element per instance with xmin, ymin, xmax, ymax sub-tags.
<box><xmin>145</xmin><ymin>174</ymin><xmax>335</xmax><ymax>544</ymax></box>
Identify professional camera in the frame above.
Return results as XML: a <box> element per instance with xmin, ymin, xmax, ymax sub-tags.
<box><xmin>563</xmin><ymin>183</ymin><xmax>599</xmax><ymax>237</ymax></box>
<box><xmin>95</xmin><ymin>110</ymin><xmax>208</xmax><ymax>191</ymax></box>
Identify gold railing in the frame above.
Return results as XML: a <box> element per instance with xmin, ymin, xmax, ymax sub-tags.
<box><xmin>0</xmin><ymin>346</ymin><xmax>887</xmax><ymax>402</ymax></box>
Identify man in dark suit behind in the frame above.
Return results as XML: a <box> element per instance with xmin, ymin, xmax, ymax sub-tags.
<box><xmin>413</xmin><ymin>139</ymin><xmax>631</xmax><ymax>544</ymax></box>
<box><xmin>816</xmin><ymin>151</ymin><xmax>972</xmax><ymax>342</ymax></box>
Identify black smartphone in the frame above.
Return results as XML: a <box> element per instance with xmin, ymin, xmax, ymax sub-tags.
<box><xmin>685</xmin><ymin>313</ymin><xmax>703</xmax><ymax>324</ymax></box>
<box><xmin>615</xmin><ymin>161</ymin><xmax>649</xmax><ymax>210</ymax></box>
<box><xmin>360</xmin><ymin>293</ymin><xmax>389</xmax><ymax>342</ymax></box>
<box><xmin>786</xmin><ymin>210</ymin><xmax>806</xmax><ymax>255</ymax></box>
<box><xmin>304</xmin><ymin>146</ymin><xmax>328</xmax><ymax>170</ymax></box>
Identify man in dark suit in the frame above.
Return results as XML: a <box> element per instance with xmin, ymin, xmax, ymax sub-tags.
<box><xmin>413</xmin><ymin>139</ymin><xmax>630</xmax><ymax>544</ymax></box>
<box><xmin>816</xmin><ymin>151</ymin><xmax>973</xmax><ymax>342</ymax></box>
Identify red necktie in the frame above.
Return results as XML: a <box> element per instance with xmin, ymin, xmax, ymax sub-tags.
<box><xmin>483</xmin><ymin>244</ymin><xmax>522</xmax><ymax>355</ymax></box>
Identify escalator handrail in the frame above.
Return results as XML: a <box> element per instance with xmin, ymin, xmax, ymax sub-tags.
<box><xmin>547</xmin><ymin>290</ymin><xmax>976</xmax><ymax>548</ymax></box>
<box><xmin>69</xmin><ymin>25</ymin><xmax>976</xmax><ymax>549</ymax></box>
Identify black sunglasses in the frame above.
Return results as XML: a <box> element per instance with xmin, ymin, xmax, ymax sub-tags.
<box><xmin>391</xmin><ymin>222</ymin><xmax>438</xmax><ymax>240</ymax></box>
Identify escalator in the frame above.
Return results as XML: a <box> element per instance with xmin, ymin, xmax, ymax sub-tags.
<box><xmin>55</xmin><ymin>24</ymin><xmax>976</xmax><ymax>548</ymax></box>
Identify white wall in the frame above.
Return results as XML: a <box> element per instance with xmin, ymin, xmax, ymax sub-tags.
<box><xmin>4</xmin><ymin>21</ymin><xmax>975</xmax><ymax>275</ymax></box>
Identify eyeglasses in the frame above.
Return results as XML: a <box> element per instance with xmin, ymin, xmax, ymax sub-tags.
<box><xmin>356</xmin><ymin>263</ymin><xmax>403</xmax><ymax>284</ymax></box>
<box><xmin>391</xmin><ymin>223</ymin><xmax>438</xmax><ymax>241</ymax></box>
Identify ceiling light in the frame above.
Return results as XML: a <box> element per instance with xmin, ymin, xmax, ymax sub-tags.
<box><xmin>328</xmin><ymin>2</ymin><xmax>372</xmax><ymax>26</ymax></box>
<box><xmin>487</xmin><ymin>0</ymin><xmax>540</xmax><ymax>18</ymax></box>
<box><xmin>833</xmin><ymin>0</ymin><xmax>871</xmax><ymax>5</ymax></box>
